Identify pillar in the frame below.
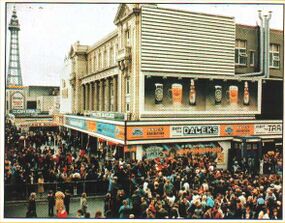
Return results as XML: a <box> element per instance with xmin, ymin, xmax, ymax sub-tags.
<box><xmin>105</xmin><ymin>78</ymin><xmax>110</xmax><ymax>111</ymax></box>
<box><xmin>99</xmin><ymin>80</ymin><xmax>104</xmax><ymax>111</ymax></box>
<box><xmin>94</xmin><ymin>81</ymin><xmax>98</xmax><ymax>111</ymax></box>
<box><xmin>113</xmin><ymin>76</ymin><xmax>117</xmax><ymax>112</ymax></box>
<box><xmin>89</xmin><ymin>82</ymin><xmax>93</xmax><ymax>111</ymax></box>
<box><xmin>86</xmin><ymin>83</ymin><xmax>90</xmax><ymax>111</ymax></box>
<box><xmin>83</xmin><ymin>84</ymin><xmax>86</xmax><ymax>111</ymax></box>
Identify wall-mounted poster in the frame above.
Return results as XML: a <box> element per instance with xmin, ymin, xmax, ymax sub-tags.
<box><xmin>143</xmin><ymin>76</ymin><xmax>260</xmax><ymax>116</ymax></box>
<box><xmin>11</xmin><ymin>91</ymin><xmax>25</xmax><ymax>110</ymax></box>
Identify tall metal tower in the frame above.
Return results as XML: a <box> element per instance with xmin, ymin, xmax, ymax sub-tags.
<box><xmin>7</xmin><ymin>6</ymin><xmax>23</xmax><ymax>87</ymax></box>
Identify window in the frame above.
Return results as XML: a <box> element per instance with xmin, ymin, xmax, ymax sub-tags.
<box><xmin>126</xmin><ymin>78</ymin><xmax>130</xmax><ymax>95</ymax></box>
<box><xmin>270</xmin><ymin>44</ymin><xmax>280</xmax><ymax>69</ymax></box>
<box><xmin>93</xmin><ymin>55</ymin><xmax>96</xmax><ymax>71</ymax></box>
<box><xmin>126</xmin><ymin>103</ymin><xmax>130</xmax><ymax>112</ymax></box>
<box><xmin>103</xmin><ymin>50</ymin><xmax>107</xmax><ymax>68</ymax></box>
<box><xmin>235</xmin><ymin>40</ymin><xmax>247</xmax><ymax>65</ymax></box>
<box><xmin>125</xmin><ymin>29</ymin><xmax>130</xmax><ymax>46</ymax></box>
<box><xmin>98</xmin><ymin>53</ymin><xmax>102</xmax><ymax>70</ymax></box>
<box><xmin>250</xmin><ymin>51</ymin><xmax>255</xmax><ymax>67</ymax></box>
<box><xmin>110</xmin><ymin>47</ymin><xmax>114</xmax><ymax>66</ymax></box>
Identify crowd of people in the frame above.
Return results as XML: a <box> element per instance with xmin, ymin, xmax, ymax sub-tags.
<box><xmin>4</xmin><ymin>124</ymin><xmax>283</xmax><ymax>219</ymax></box>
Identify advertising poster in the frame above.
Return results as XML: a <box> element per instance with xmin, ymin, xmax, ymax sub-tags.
<box><xmin>127</xmin><ymin>125</ymin><xmax>170</xmax><ymax>140</ymax></box>
<box><xmin>65</xmin><ymin>116</ymin><xmax>87</xmax><ymax>130</ymax></box>
<box><xmin>96</xmin><ymin>122</ymin><xmax>116</xmax><ymax>138</ymax></box>
<box><xmin>87</xmin><ymin>120</ymin><xmax>96</xmax><ymax>132</ymax></box>
<box><xmin>254</xmin><ymin>123</ymin><xmax>282</xmax><ymax>135</ymax></box>
<box><xmin>170</xmin><ymin>125</ymin><xmax>220</xmax><ymax>138</ymax></box>
<box><xmin>115</xmin><ymin>125</ymin><xmax>125</xmax><ymax>140</ymax></box>
<box><xmin>144</xmin><ymin>76</ymin><xmax>259</xmax><ymax>114</ymax></box>
<box><xmin>11</xmin><ymin>91</ymin><xmax>25</xmax><ymax>110</ymax></box>
<box><xmin>220</xmin><ymin>124</ymin><xmax>254</xmax><ymax>136</ymax></box>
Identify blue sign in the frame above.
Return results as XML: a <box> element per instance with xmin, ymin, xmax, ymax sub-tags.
<box><xmin>65</xmin><ymin>117</ymin><xmax>86</xmax><ymax>130</ymax></box>
<box><xmin>96</xmin><ymin>122</ymin><xmax>116</xmax><ymax>138</ymax></box>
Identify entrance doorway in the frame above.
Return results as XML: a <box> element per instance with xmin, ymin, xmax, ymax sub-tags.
<box><xmin>228</xmin><ymin>137</ymin><xmax>262</xmax><ymax>174</ymax></box>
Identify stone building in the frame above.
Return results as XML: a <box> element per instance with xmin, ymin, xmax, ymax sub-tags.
<box><xmin>60</xmin><ymin>4</ymin><xmax>283</xmax><ymax>170</ymax></box>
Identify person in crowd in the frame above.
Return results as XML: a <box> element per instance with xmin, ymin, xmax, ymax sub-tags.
<box><xmin>57</xmin><ymin>206</ymin><xmax>68</xmax><ymax>218</ymax></box>
<box><xmin>80</xmin><ymin>192</ymin><xmax>88</xmax><ymax>215</ymax></box>
<box><xmin>55</xmin><ymin>189</ymin><xmax>65</xmax><ymax>214</ymax></box>
<box><xmin>64</xmin><ymin>189</ymin><xmax>71</xmax><ymax>215</ymax></box>
<box><xmin>95</xmin><ymin>211</ymin><xmax>104</xmax><ymax>218</ymax></box>
<box><xmin>37</xmin><ymin>174</ymin><xmax>44</xmax><ymax>198</ymax></box>
<box><xmin>47</xmin><ymin>190</ymin><xmax>55</xmax><ymax>216</ymax></box>
<box><xmin>26</xmin><ymin>192</ymin><xmax>37</xmax><ymax>218</ymax></box>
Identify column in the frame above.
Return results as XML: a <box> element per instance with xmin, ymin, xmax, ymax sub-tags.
<box><xmin>86</xmin><ymin>83</ymin><xmax>90</xmax><ymax>111</ymax></box>
<box><xmin>89</xmin><ymin>82</ymin><xmax>93</xmax><ymax>111</ymax></box>
<box><xmin>105</xmin><ymin>78</ymin><xmax>110</xmax><ymax>111</ymax></box>
<box><xmin>83</xmin><ymin>84</ymin><xmax>87</xmax><ymax>111</ymax></box>
<box><xmin>113</xmin><ymin>76</ymin><xmax>117</xmax><ymax>112</ymax></box>
<box><xmin>81</xmin><ymin>85</ymin><xmax>85</xmax><ymax>112</ymax></box>
<box><xmin>99</xmin><ymin>80</ymin><xmax>104</xmax><ymax>111</ymax></box>
<box><xmin>94</xmin><ymin>81</ymin><xmax>98</xmax><ymax>111</ymax></box>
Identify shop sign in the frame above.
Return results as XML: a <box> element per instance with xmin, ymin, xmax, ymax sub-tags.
<box><xmin>127</xmin><ymin>126</ymin><xmax>170</xmax><ymax>140</ymax></box>
<box><xmin>143</xmin><ymin>145</ymin><xmax>165</xmax><ymax>159</ymax></box>
<box><xmin>220</xmin><ymin>124</ymin><xmax>254</xmax><ymax>136</ymax></box>
<box><xmin>11</xmin><ymin>109</ymin><xmax>39</xmax><ymax>114</ymax></box>
<box><xmin>65</xmin><ymin>117</ymin><xmax>86</xmax><ymax>130</ymax></box>
<box><xmin>254</xmin><ymin>124</ymin><xmax>282</xmax><ymax>135</ymax></box>
<box><xmin>87</xmin><ymin>120</ymin><xmax>96</xmax><ymax>132</ymax></box>
<box><xmin>11</xmin><ymin>92</ymin><xmax>25</xmax><ymax>110</ymax></box>
<box><xmin>115</xmin><ymin>126</ymin><xmax>125</xmax><ymax>140</ymax></box>
<box><xmin>171</xmin><ymin>125</ymin><xmax>219</xmax><ymax>137</ymax></box>
<box><xmin>90</xmin><ymin>112</ymin><xmax>125</xmax><ymax>121</ymax></box>
<box><xmin>96</xmin><ymin>122</ymin><xmax>116</xmax><ymax>138</ymax></box>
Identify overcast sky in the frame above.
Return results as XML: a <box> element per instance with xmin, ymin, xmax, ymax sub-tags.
<box><xmin>5</xmin><ymin>3</ymin><xmax>283</xmax><ymax>86</ymax></box>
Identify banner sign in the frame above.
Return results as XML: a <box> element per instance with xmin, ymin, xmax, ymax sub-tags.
<box><xmin>65</xmin><ymin>117</ymin><xmax>87</xmax><ymax>130</ymax></box>
<box><xmin>90</xmin><ymin>112</ymin><xmax>125</xmax><ymax>121</ymax></box>
<box><xmin>127</xmin><ymin>126</ymin><xmax>170</xmax><ymax>140</ymax></box>
<box><xmin>87</xmin><ymin>120</ymin><xmax>97</xmax><ymax>132</ymax></box>
<box><xmin>11</xmin><ymin>109</ymin><xmax>40</xmax><ymax>114</ymax></box>
<box><xmin>115</xmin><ymin>126</ymin><xmax>125</xmax><ymax>141</ymax></box>
<box><xmin>170</xmin><ymin>125</ymin><xmax>219</xmax><ymax>137</ymax></box>
<box><xmin>220</xmin><ymin>124</ymin><xmax>254</xmax><ymax>136</ymax></box>
<box><xmin>254</xmin><ymin>124</ymin><xmax>282</xmax><ymax>135</ymax></box>
<box><xmin>11</xmin><ymin>91</ymin><xmax>25</xmax><ymax>110</ymax></box>
<box><xmin>96</xmin><ymin>122</ymin><xmax>117</xmax><ymax>138</ymax></box>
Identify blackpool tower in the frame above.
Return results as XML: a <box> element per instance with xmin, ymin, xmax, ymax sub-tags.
<box><xmin>7</xmin><ymin>6</ymin><xmax>23</xmax><ymax>87</ymax></box>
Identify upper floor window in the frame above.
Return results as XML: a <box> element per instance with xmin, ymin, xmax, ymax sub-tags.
<box><xmin>126</xmin><ymin>78</ymin><xmax>130</xmax><ymax>95</ymax></box>
<box><xmin>103</xmin><ymin>50</ymin><xmax>107</xmax><ymax>68</ymax></box>
<box><xmin>98</xmin><ymin>53</ymin><xmax>102</xmax><ymax>70</ymax></box>
<box><xmin>235</xmin><ymin>40</ymin><xmax>247</xmax><ymax>65</ymax></box>
<box><xmin>110</xmin><ymin>47</ymin><xmax>114</xmax><ymax>66</ymax></box>
<box><xmin>125</xmin><ymin>29</ymin><xmax>130</xmax><ymax>46</ymax></box>
<box><xmin>249</xmin><ymin>51</ymin><xmax>255</xmax><ymax>67</ymax></box>
<box><xmin>94</xmin><ymin>55</ymin><xmax>96</xmax><ymax>72</ymax></box>
<box><xmin>270</xmin><ymin>44</ymin><xmax>280</xmax><ymax>69</ymax></box>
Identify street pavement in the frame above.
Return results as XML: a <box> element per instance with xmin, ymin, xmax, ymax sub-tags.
<box><xmin>4</xmin><ymin>196</ymin><xmax>104</xmax><ymax>219</ymax></box>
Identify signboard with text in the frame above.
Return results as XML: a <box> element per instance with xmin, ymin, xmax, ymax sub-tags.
<box><xmin>220</xmin><ymin>124</ymin><xmax>254</xmax><ymax>137</ymax></box>
<box><xmin>254</xmin><ymin>124</ymin><xmax>282</xmax><ymax>135</ymax></box>
<box><xmin>170</xmin><ymin>125</ymin><xmax>219</xmax><ymax>138</ymax></box>
<box><xmin>11</xmin><ymin>91</ymin><xmax>25</xmax><ymax>110</ymax></box>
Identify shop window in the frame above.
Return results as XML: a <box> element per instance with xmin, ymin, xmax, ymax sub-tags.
<box><xmin>270</xmin><ymin>44</ymin><xmax>280</xmax><ymax>69</ymax></box>
<box><xmin>250</xmin><ymin>51</ymin><xmax>255</xmax><ymax>67</ymax></box>
<box><xmin>235</xmin><ymin>40</ymin><xmax>247</xmax><ymax>65</ymax></box>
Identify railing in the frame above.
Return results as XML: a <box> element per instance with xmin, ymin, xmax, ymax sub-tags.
<box><xmin>4</xmin><ymin>180</ymin><xmax>108</xmax><ymax>201</ymax></box>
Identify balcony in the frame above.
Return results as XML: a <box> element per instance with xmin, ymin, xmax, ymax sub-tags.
<box><xmin>117</xmin><ymin>47</ymin><xmax>132</xmax><ymax>71</ymax></box>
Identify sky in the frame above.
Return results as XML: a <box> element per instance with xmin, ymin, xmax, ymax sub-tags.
<box><xmin>5</xmin><ymin>3</ymin><xmax>283</xmax><ymax>86</ymax></box>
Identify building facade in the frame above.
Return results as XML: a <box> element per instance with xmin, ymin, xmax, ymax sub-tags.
<box><xmin>59</xmin><ymin>4</ymin><xmax>283</xmax><ymax>170</ymax></box>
